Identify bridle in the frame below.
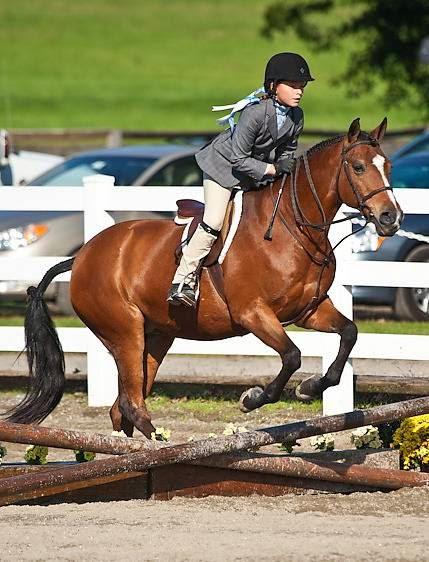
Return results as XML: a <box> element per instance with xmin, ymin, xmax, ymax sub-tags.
<box><xmin>290</xmin><ymin>137</ymin><xmax>393</xmax><ymax>232</ymax></box>
<box><xmin>267</xmin><ymin>136</ymin><xmax>393</xmax><ymax>326</ymax></box>
<box><xmin>341</xmin><ymin>138</ymin><xmax>393</xmax><ymax>221</ymax></box>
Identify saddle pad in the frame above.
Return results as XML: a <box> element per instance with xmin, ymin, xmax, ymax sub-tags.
<box><xmin>174</xmin><ymin>190</ymin><xmax>243</xmax><ymax>265</ymax></box>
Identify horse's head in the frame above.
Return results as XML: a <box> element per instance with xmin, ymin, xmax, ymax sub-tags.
<box><xmin>337</xmin><ymin>118</ymin><xmax>403</xmax><ymax>236</ymax></box>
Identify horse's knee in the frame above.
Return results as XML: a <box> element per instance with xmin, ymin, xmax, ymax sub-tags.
<box><xmin>286</xmin><ymin>347</ymin><xmax>301</xmax><ymax>373</ymax></box>
<box><xmin>343</xmin><ymin>321</ymin><xmax>358</xmax><ymax>346</ymax></box>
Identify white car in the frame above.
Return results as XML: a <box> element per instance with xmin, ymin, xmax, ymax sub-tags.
<box><xmin>0</xmin><ymin>129</ymin><xmax>63</xmax><ymax>186</ymax></box>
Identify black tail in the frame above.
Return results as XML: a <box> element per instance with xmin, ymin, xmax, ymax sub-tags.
<box><xmin>5</xmin><ymin>258</ymin><xmax>75</xmax><ymax>424</ymax></box>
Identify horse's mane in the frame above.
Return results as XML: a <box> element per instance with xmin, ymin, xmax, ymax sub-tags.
<box><xmin>305</xmin><ymin>135</ymin><xmax>344</xmax><ymax>158</ymax></box>
<box><xmin>304</xmin><ymin>130</ymin><xmax>373</xmax><ymax>158</ymax></box>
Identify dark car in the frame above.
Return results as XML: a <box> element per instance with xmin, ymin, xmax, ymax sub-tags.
<box><xmin>353</xmin><ymin>152</ymin><xmax>429</xmax><ymax>320</ymax></box>
<box><xmin>0</xmin><ymin>144</ymin><xmax>203</xmax><ymax>313</ymax></box>
<box><xmin>391</xmin><ymin>131</ymin><xmax>429</xmax><ymax>161</ymax></box>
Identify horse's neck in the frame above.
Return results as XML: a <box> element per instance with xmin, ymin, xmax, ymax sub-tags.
<box><xmin>286</xmin><ymin>143</ymin><xmax>343</xmax><ymax>228</ymax></box>
<box><xmin>240</xmin><ymin>142</ymin><xmax>343</xmax><ymax>240</ymax></box>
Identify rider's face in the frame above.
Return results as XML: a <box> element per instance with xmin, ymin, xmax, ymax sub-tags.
<box><xmin>274</xmin><ymin>80</ymin><xmax>307</xmax><ymax>107</ymax></box>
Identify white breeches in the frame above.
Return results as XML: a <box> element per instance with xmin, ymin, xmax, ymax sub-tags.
<box><xmin>172</xmin><ymin>174</ymin><xmax>231</xmax><ymax>286</ymax></box>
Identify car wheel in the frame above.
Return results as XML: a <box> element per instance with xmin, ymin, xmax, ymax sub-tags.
<box><xmin>56</xmin><ymin>282</ymin><xmax>76</xmax><ymax>316</ymax></box>
<box><xmin>394</xmin><ymin>245</ymin><xmax>429</xmax><ymax>321</ymax></box>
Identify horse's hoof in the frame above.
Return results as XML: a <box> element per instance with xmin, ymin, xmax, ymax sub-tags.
<box><xmin>239</xmin><ymin>387</ymin><xmax>264</xmax><ymax>413</ymax></box>
<box><xmin>295</xmin><ymin>384</ymin><xmax>314</xmax><ymax>402</ymax></box>
<box><xmin>295</xmin><ymin>376</ymin><xmax>321</xmax><ymax>402</ymax></box>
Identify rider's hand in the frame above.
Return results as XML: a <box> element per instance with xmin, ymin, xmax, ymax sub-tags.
<box><xmin>264</xmin><ymin>163</ymin><xmax>277</xmax><ymax>176</ymax></box>
<box><xmin>274</xmin><ymin>156</ymin><xmax>296</xmax><ymax>176</ymax></box>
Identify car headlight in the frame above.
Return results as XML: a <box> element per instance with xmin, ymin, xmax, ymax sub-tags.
<box><xmin>0</xmin><ymin>224</ymin><xmax>49</xmax><ymax>251</ymax></box>
<box><xmin>351</xmin><ymin>223</ymin><xmax>384</xmax><ymax>253</ymax></box>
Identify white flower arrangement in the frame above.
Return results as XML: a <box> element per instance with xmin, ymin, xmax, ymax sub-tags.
<box><xmin>111</xmin><ymin>430</ymin><xmax>127</xmax><ymax>438</ymax></box>
<box><xmin>310</xmin><ymin>433</ymin><xmax>335</xmax><ymax>451</ymax></box>
<box><xmin>0</xmin><ymin>443</ymin><xmax>7</xmax><ymax>464</ymax></box>
<box><xmin>151</xmin><ymin>427</ymin><xmax>171</xmax><ymax>442</ymax></box>
<box><xmin>74</xmin><ymin>450</ymin><xmax>96</xmax><ymax>463</ymax></box>
<box><xmin>350</xmin><ymin>425</ymin><xmax>383</xmax><ymax>449</ymax></box>
<box><xmin>222</xmin><ymin>423</ymin><xmax>247</xmax><ymax>436</ymax></box>
<box><xmin>24</xmin><ymin>445</ymin><xmax>48</xmax><ymax>465</ymax></box>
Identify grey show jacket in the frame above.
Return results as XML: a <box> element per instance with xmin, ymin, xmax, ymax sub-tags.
<box><xmin>195</xmin><ymin>98</ymin><xmax>304</xmax><ymax>189</ymax></box>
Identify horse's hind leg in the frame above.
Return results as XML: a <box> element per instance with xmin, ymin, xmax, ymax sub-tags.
<box><xmin>87</xmin><ymin>303</ymin><xmax>155</xmax><ymax>438</ymax></box>
<box><xmin>294</xmin><ymin>297</ymin><xmax>357</xmax><ymax>401</ymax></box>
<box><xmin>235</xmin><ymin>304</ymin><xmax>301</xmax><ymax>412</ymax></box>
<box><xmin>143</xmin><ymin>333</ymin><xmax>175</xmax><ymax>397</ymax></box>
<box><xmin>110</xmin><ymin>394</ymin><xmax>134</xmax><ymax>436</ymax></box>
<box><xmin>110</xmin><ymin>332</ymin><xmax>174</xmax><ymax>437</ymax></box>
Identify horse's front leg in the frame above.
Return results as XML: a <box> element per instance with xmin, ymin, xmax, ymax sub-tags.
<box><xmin>294</xmin><ymin>297</ymin><xmax>357</xmax><ymax>401</ymax></box>
<box><xmin>234</xmin><ymin>302</ymin><xmax>302</xmax><ymax>412</ymax></box>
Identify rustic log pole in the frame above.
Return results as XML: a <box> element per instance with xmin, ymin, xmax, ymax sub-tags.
<box><xmin>195</xmin><ymin>452</ymin><xmax>429</xmax><ymax>490</ymax></box>
<box><xmin>1</xmin><ymin>396</ymin><xmax>429</xmax><ymax>505</ymax></box>
<box><xmin>1</xmin><ymin>396</ymin><xmax>429</xmax><ymax>456</ymax></box>
<box><xmin>0</xmin><ymin>421</ymin><xmax>159</xmax><ymax>454</ymax></box>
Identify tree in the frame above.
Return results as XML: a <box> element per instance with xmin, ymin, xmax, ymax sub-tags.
<box><xmin>261</xmin><ymin>0</ymin><xmax>429</xmax><ymax>121</ymax></box>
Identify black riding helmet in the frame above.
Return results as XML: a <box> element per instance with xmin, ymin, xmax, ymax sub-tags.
<box><xmin>264</xmin><ymin>52</ymin><xmax>314</xmax><ymax>91</ymax></box>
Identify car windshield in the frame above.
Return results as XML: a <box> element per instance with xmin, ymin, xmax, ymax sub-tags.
<box><xmin>392</xmin><ymin>160</ymin><xmax>429</xmax><ymax>188</ymax></box>
<box><xmin>30</xmin><ymin>155</ymin><xmax>157</xmax><ymax>186</ymax></box>
<box><xmin>403</xmin><ymin>137</ymin><xmax>429</xmax><ymax>157</ymax></box>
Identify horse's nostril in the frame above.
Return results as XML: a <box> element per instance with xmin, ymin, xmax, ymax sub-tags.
<box><xmin>379</xmin><ymin>211</ymin><xmax>395</xmax><ymax>226</ymax></box>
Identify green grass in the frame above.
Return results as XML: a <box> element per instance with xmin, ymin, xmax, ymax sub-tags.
<box><xmin>288</xmin><ymin>320</ymin><xmax>429</xmax><ymax>336</ymax></box>
<box><xmin>0</xmin><ymin>0</ymin><xmax>422</xmax><ymax>131</ymax></box>
<box><xmin>0</xmin><ymin>314</ymin><xmax>427</xmax><ymax>334</ymax></box>
<box><xmin>353</xmin><ymin>320</ymin><xmax>429</xmax><ymax>336</ymax></box>
<box><xmin>146</xmin><ymin>384</ymin><xmax>322</xmax><ymax>421</ymax></box>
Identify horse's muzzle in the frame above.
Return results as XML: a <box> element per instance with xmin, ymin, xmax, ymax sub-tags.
<box><xmin>373</xmin><ymin>206</ymin><xmax>403</xmax><ymax>236</ymax></box>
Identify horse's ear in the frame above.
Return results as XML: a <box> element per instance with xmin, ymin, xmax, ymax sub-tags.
<box><xmin>347</xmin><ymin>118</ymin><xmax>361</xmax><ymax>143</ymax></box>
<box><xmin>371</xmin><ymin>117</ymin><xmax>388</xmax><ymax>142</ymax></box>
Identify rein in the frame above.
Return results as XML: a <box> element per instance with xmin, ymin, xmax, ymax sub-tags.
<box><xmin>267</xmin><ymin>137</ymin><xmax>390</xmax><ymax>327</ymax></box>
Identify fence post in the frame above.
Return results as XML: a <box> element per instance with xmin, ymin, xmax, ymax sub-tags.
<box><xmin>322</xmin><ymin>209</ymin><xmax>354</xmax><ymax>416</ymax></box>
<box><xmin>83</xmin><ymin>174</ymin><xmax>118</xmax><ymax>406</ymax></box>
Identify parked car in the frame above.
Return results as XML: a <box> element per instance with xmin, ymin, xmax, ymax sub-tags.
<box><xmin>391</xmin><ymin>130</ymin><xmax>429</xmax><ymax>161</ymax></box>
<box><xmin>0</xmin><ymin>129</ymin><xmax>63</xmax><ymax>186</ymax></box>
<box><xmin>9</xmin><ymin>150</ymin><xmax>63</xmax><ymax>185</ymax></box>
<box><xmin>353</xmin><ymin>152</ymin><xmax>429</xmax><ymax>321</ymax></box>
<box><xmin>0</xmin><ymin>144</ymin><xmax>202</xmax><ymax>313</ymax></box>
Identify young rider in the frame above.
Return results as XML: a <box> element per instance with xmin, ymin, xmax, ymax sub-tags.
<box><xmin>167</xmin><ymin>52</ymin><xmax>314</xmax><ymax>308</ymax></box>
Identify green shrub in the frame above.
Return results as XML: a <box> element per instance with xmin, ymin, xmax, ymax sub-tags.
<box><xmin>74</xmin><ymin>450</ymin><xmax>96</xmax><ymax>463</ymax></box>
<box><xmin>24</xmin><ymin>445</ymin><xmax>48</xmax><ymax>465</ymax></box>
<box><xmin>375</xmin><ymin>420</ymin><xmax>401</xmax><ymax>448</ymax></box>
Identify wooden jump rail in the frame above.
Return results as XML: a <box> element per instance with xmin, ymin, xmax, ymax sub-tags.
<box><xmin>1</xmin><ymin>396</ymin><xmax>429</xmax><ymax>505</ymax></box>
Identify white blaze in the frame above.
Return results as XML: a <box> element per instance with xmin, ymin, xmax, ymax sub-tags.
<box><xmin>372</xmin><ymin>154</ymin><xmax>396</xmax><ymax>205</ymax></box>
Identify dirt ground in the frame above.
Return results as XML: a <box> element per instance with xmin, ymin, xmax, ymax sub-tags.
<box><xmin>1</xmin><ymin>390</ymin><xmax>428</xmax><ymax>562</ymax></box>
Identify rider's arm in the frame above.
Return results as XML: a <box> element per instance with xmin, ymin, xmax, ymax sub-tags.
<box><xmin>229</xmin><ymin>105</ymin><xmax>270</xmax><ymax>182</ymax></box>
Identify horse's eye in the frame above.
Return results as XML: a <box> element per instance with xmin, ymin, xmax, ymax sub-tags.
<box><xmin>353</xmin><ymin>162</ymin><xmax>366</xmax><ymax>174</ymax></box>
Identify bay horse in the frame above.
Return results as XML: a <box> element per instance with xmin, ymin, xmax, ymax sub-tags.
<box><xmin>6</xmin><ymin>118</ymin><xmax>402</xmax><ymax>438</ymax></box>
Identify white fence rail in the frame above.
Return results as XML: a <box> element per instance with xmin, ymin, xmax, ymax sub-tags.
<box><xmin>0</xmin><ymin>176</ymin><xmax>428</xmax><ymax>415</ymax></box>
